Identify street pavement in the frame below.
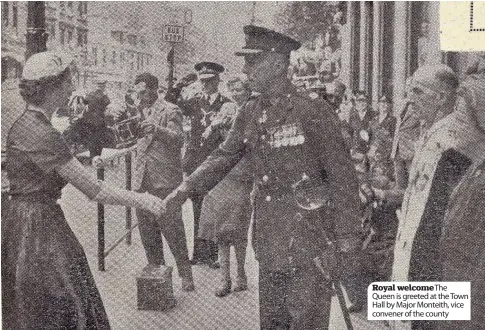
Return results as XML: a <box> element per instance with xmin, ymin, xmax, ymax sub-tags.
<box><xmin>60</xmin><ymin>163</ymin><xmax>389</xmax><ymax>330</ymax></box>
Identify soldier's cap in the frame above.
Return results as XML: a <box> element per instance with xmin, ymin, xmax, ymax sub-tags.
<box><xmin>194</xmin><ymin>61</ymin><xmax>224</xmax><ymax>80</ymax></box>
<box><xmin>22</xmin><ymin>51</ymin><xmax>74</xmax><ymax>81</ymax></box>
<box><xmin>95</xmin><ymin>79</ymin><xmax>107</xmax><ymax>85</ymax></box>
<box><xmin>134</xmin><ymin>72</ymin><xmax>159</xmax><ymax>90</ymax></box>
<box><xmin>356</xmin><ymin>92</ymin><xmax>368</xmax><ymax>101</ymax></box>
<box><xmin>378</xmin><ymin>95</ymin><xmax>392</xmax><ymax>103</ymax></box>
<box><xmin>235</xmin><ymin>25</ymin><xmax>301</xmax><ymax>56</ymax></box>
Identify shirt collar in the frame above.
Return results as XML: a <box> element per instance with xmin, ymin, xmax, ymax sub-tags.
<box><xmin>203</xmin><ymin>92</ymin><xmax>219</xmax><ymax>105</ymax></box>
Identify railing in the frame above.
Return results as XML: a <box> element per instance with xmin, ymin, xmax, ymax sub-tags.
<box><xmin>93</xmin><ymin>145</ymin><xmax>138</xmax><ymax>271</ymax></box>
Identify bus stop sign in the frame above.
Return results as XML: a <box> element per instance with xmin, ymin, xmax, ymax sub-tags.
<box><xmin>163</xmin><ymin>25</ymin><xmax>184</xmax><ymax>43</ymax></box>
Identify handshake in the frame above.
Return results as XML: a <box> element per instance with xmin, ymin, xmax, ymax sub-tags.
<box><xmin>144</xmin><ymin>183</ymin><xmax>190</xmax><ymax>218</ymax></box>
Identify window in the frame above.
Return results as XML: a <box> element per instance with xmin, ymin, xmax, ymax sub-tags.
<box><xmin>127</xmin><ymin>34</ymin><xmax>137</xmax><ymax>46</ymax></box>
<box><xmin>1</xmin><ymin>58</ymin><xmax>7</xmax><ymax>82</ymax></box>
<box><xmin>12</xmin><ymin>2</ymin><xmax>17</xmax><ymax>28</ymax></box>
<box><xmin>60</xmin><ymin>24</ymin><xmax>66</xmax><ymax>44</ymax></box>
<box><xmin>92</xmin><ymin>47</ymin><xmax>97</xmax><ymax>66</ymax></box>
<box><xmin>77</xmin><ymin>28</ymin><xmax>83</xmax><ymax>46</ymax></box>
<box><xmin>78</xmin><ymin>2</ymin><xmax>87</xmax><ymax>16</ymax></box>
<box><xmin>102</xmin><ymin>49</ymin><xmax>107</xmax><ymax>66</ymax></box>
<box><xmin>2</xmin><ymin>2</ymin><xmax>9</xmax><ymax>26</ymax></box>
<box><xmin>67</xmin><ymin>29</ymin><xmax>73</xmax><ymax>45</ymax></box>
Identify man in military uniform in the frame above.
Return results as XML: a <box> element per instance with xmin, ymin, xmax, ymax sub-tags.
<box><xmin>162</xmin><ymin>25</ymin><xmax>361</xmax><ymax>330</ymax></box>
<box><xmin>175</xmin><ymin>62</ymin><xmax>232</xmax><ymax>268</ymax></box>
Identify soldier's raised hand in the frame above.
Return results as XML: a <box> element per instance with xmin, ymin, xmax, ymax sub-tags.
<box><xmin>139</xmin><ymin>120</ymin><xmax>155</xmax><ymax>136</ymax></box>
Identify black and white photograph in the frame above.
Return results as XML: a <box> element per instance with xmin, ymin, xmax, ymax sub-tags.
<box><xmin>1</xmin><ymin>1</ymin><xmax>484</xmax><ymax>330</ymax></box>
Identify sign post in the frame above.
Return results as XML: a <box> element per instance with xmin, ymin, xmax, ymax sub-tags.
<box><xmin>163</xmin><ymin>24</ymin><xmax>185</xmax><ymax>91</ymax></box>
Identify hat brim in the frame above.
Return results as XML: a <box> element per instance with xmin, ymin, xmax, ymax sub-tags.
<box><xmin>235</xmin><ymin>48</ymin><xmax>265</xmax><ymax>56</ymax></box>
<box><xmin>198</xmin><ymin>73</ymin><xmax>217</xmax><ymax>80</ymax></box>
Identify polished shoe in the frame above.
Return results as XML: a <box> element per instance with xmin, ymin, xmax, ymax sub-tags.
<box><xmin>233</xmin><ymin>275</ymin><xmax>248</xmax><ymax>292</ymax></box>
<box><xmin>181</xmin><ymin>276</ymin><xmax>195</xmax><ymax>292</ymax></box>
<box><xmin>189</xmin><ymin>258</ymin><xmax>205</xmax><ymax>266</ymax></box>
<box><xmin>347</xmin><ymin>303</ymin><xmax>364</xmax><ymax>313</ymax></box>
<box><xmin>141</xmin><ymin>263</ymin><xmax>161</xmax><ymax>274</ymax></box>
<box><xmin>208</xmin><ymin>261</ymin><xmax>220</xmax><ymax>269</ymax></box>
<box><xmin>215</xmin><ymin>280</ymin><xmax>232</xmax><ymax>297</ymax></box>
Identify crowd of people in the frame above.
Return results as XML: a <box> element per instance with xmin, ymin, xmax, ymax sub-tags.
<box><xmin>2</xmin><ymin>22</ymin><xmax>484</xmax><ymax>330</ymax></box>
<box><xmin>326</xmin><ymin>56</ymin><xmax>485</xmax><ymax>330</ymax></box>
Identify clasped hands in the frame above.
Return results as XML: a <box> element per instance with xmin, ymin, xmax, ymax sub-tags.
<box><xmin>143</xmin><ymin>184</ymin><xmax>189</xmax><ymax>218</ymax></box>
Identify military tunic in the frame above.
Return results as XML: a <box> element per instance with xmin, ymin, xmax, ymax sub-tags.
<box><xmin>183</xmin><ymin>85</ymin><xmax>361</xmax><ymax>329</ymax></box>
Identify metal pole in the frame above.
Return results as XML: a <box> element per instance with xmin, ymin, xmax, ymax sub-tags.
<box><xmin>97</xmin><ymin>167</ymin><xmax>106</xmax><ymax>271</ymax></box>
<box><xmin>125</xmin><ymin>152</ymin><xmax>132</xmax><ymax>245</ymax></box>
<box><xmin>167</xmin><ymin>43</ymin><xmax>175</xmax><ymax>90</ymax></box>
<box><xmin>25</xmin><ymin>1</ymin><xmax>47</xmax><ymax>60</ymax></box>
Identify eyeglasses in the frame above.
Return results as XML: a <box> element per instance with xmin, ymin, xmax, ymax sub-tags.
<box><xmin>410</xmin><ymin>82</ymin><xmax>438</xmax><ymax>96</ymax></box>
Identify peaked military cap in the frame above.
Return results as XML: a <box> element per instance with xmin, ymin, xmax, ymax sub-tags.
<box><xmin>378</xmin><ymin>94</ymin><xmax>392</xmax><ymax>103</ymax></box>
<box><xmin>194</xmin><ymin>61</ymin><xmax>225</xmax><ymax>80</ymax></box>
<box><xmin>235</xmin><ymin>25</ymin><xmax>301</xmax><ymax>56</ymax></box>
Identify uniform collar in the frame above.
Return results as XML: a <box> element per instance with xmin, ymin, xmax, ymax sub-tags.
<box><xmin>202</xmin><ymin>91</ymin><xmax>220</xmax><ymax>105</ymax></box>
<box><xmin>260</xmin><ymin>83</ymin><xmax>296</xmax><ymax>108</ymax></box>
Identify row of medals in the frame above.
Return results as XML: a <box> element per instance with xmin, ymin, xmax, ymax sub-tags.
<box><xmin>259</xmin><ymin>111</ymin><xmax>306</xmax><ymax>148</ymax></box>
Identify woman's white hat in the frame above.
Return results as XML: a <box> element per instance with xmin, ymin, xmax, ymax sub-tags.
<box><xmin>22</xmin><ymin>51</ymin><xmax>74</xmax><ymax>80</ymax></box>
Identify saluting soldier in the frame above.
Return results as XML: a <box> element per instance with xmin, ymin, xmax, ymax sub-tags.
<box><xmin>176</xmin><ymin>62</ymin><xmax>232</xmax><ymax>268</ymax></box>
<box><xmin>162</xmin><ymin>25</ymin><xmax>361</xmax><ymax>330</ymax></box>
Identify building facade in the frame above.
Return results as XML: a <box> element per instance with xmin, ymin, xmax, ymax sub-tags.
<box><xmin>340</xmin><ymin>1</ymin><xmax>478</xmax><ymax>113</ymax></box>
<box><xmin>1</xmin><ymin>1</ymin><xmax>27</xmax><ymax>83</ymax></box>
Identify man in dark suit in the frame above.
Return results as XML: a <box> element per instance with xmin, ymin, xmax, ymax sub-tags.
<box><xmin>84</xmin><ymin>80</ymin><xmax>111</xmax><ymax>157</ymax></box>
<box><xmin>177</xmin><ymin>62</ymin><xmax>232</xmax><ymax>268</ymax></box>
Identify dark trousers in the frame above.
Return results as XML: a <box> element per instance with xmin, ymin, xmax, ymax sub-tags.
<box><xmin>137</xmin><ymin>187</ymin><xmax>191</xmax><ymax>278</ymax></box>
<box><xmin>191</xmin><ymin>193</ymin><xmax>218</xmax><ymax>263</ymax></box>
<box><xmin>341</xmin><ymin>272</ymin><xmax>368</xmax><ymax>307</ymax></box>
<box><xmin>259</xmin><ymin>266</ymin><xmax>332</xmax><ymax>330</ymax></box>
